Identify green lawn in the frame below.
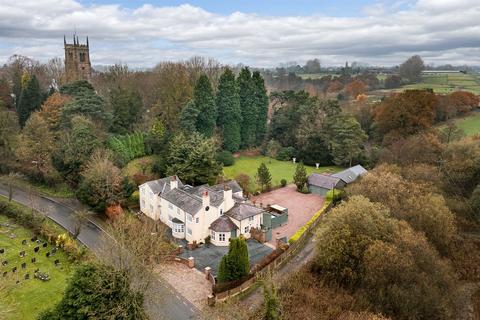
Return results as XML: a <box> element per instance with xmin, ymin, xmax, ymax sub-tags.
<box><xmin>122</xmin><ymin>155</ymin><xmax>161</xmax><ymax>179</ymax></box>
<box><xmin>0</xmin><ymin>215</ymin><xmax>73</xmax><ymax>320</ymax></box>
<box><xmin>400</xmin><ymin>73</ymin><xmax>480</xmax><ymax>95</ymax></box>
<box><xmin>223</xmin><ymin>156</ymin><xmax>341</xmax><ymax>190</ymax></box>
<box><xmin>454</xmin><ymin>113</ymin><xmax>480</xmax><ymax>136</ymax></box>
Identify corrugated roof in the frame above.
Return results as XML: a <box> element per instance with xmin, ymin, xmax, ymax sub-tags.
<box><xmin>307</xmin><ymin>173</ymin><xmax>341</xmax><ymax>189</ymax></box>
<box><xmin>226</xmin><ymin>203</ymin><xmax>264</xmax><ymax>221</ymax></box>
<box><xmin>210</xmin><ymin>215</ymin><xmax>237</xmax><ymax>232</ymax></box>
<box><xmin>332</xmin><ymin>165</ymin><xmax>367</xmax><ymax>184</ymax></box>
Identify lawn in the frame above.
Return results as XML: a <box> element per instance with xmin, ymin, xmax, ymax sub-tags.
<box><xmin>0</xmin><ymin>215</ymin><xmax>73</xmax><ymax>320</ymax></box>
<box><xmin>223</xmin><ymin>156</ymin><xmax>341</xmax><ymax>190</ymax></box>
<box><xmin>454</xmin><ymin>112</ymin><xmax>480</xmax><ymax>136</ymax></box>
<box><xmin>400</xmin><ymin>73</ymin><xmax>480</xmax><ymax>95</ymax></box>
<box><xmin>122</xmin><ymin>155</ymin><xmax>161</xmax><ymax>179</ymax></box>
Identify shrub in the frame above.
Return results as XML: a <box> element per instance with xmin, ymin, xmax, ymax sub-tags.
<box><xmin>280</xmin><ymin>179</ymin><xmax>287</xmax><ymax>187</ymax></box>
<box><xmin>217</xmin><ymin>150</ymin><xmax>235</xmax><ymax>166</ymax></box>
<box><xmin>276</xmin><ymin>147</ymin><xmax>296</xmax><ymax>161</ymax></box>
<box><xmin>108</xmin><ymin>131</ymin><xmax>147</xmax><ymax>166</ymax></box>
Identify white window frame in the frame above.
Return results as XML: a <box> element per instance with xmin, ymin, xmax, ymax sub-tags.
<box><xmin>211</xmin><ymin>230</ymin><xmax>215</xmax><ymax>240</ymax></box>
<box><xmin>219</xmin><ymin>233</ymin><xmax>226</xmax><ymax>242</ymax></box>
<box><xmin>244</xmin><ymin>226</ymin><xmax>249</xmax><ymax>233</ymax></box>
<box><xmin>187</xmin><ymin>214</ymin><xmax>193</xmax><ymax>222</ymax></box>
<box><xmin>195</xmin><ymin>217</ymin><xmax>199</xmax><ymax>224</ymax></box>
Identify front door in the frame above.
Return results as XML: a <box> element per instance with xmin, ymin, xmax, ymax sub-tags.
<box><xmin>231</xmin><ymin>229</ymin><xmax>237</xmax><ymax>238</ymax></box>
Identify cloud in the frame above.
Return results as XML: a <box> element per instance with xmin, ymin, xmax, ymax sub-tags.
<box><xmin>0</xmin><ymin>0</ymin><xmax>479</xmax><ymax>67</ymax></box>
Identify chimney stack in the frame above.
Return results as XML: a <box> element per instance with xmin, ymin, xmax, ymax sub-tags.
<box><xmin>170</xmin><ymin>176</ymin><xmax>178</xmax><ymax>190</ymax></box>
<box><xmin>202</xmin><ymin>190</ymin><xmax>210</xmax><ymax>209</ymax></box>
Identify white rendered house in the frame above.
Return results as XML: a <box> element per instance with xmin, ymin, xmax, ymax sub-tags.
<box><xmin>139</xmin><ymin>176</ymin><xmax>265</xmax><ymax>246</ymax></box>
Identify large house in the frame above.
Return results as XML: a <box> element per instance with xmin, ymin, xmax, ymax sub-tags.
<box><xmin>139</xmin><ymin>176</ymin><xmax>265</xmax><ymax>246</ymax></box>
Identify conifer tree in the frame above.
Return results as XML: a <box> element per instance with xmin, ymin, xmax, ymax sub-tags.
<box><xmin>194</xmin><ymin>74</ymin><xmax>216</xmax><ymax>137</ymax></box>
<box><xmin>179</xmin><ymin>101</ymin><xmax>200</xmax><ymax>133</ymax></box>
<box><xmin>256</xmin><ymin>162</ymin><xmax>272</xmax><ymax>191</ymax></box>
<box><xmin>252</xmin><ymin>71</ymin><xmax>269</xmax><ymax>144</ymax></box>
<box><xmin>217</xmin><ymin>237</ymin><xmax>250</xmax><ymax>283</ymax></box>
<box><xmin>17</xmin><ymin>75</ymin><xmax>43</xmax><ymax>127</ymax></box>
<box><xmin>216</xmin><ymin>68</ymin><xmax>242</xmax><ymax>152</ymax></box>
<box><xmin>238</xmin><ymin>67</ymin><xmax>257</xmax><ymax>148</ymax></box>
<box><xmin>293</xmin><ymin>162</ymin><xmax>308</xmax><ymax>192</ymax></box>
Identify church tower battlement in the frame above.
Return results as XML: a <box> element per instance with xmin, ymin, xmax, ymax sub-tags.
<box><xmin>64</xmin><ymin>35</ymin><xmax>91</xmax><ymax>83</ymax></box>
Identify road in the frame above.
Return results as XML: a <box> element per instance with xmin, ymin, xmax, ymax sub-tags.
<box><xmin>0</xmin><ymin>184</ymin><xmax>199</xmax><ymax>320</ymax></box>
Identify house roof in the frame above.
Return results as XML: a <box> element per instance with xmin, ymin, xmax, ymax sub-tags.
<box><xmin>209</xmin><ymin>180</ymin><xmax>243</xmax><ymax>194</ymax></box>
<box><xmin>142</xmin><ymin>176</ymin><xmax>183</xmax><ymax>194</ymax></box>
<box><xmin>332</xmin><ymin>165</ymin><xmax>367</xmax><ymax>184</ymax></box>
<box><xmin>161</xmin><ymin>188</ymin><xmax>203</xmax><ymax>215</ymax></box>
<box><xmin>307</xmin><ymin>173</ymin><xmax>342</xmax><ymax>189</ymax></box>
<box><xmin>185</xmin><ymin>185</ymin><xmax>224</xmax><ymax>207</ymax></box>
<box><xmin>210</xmin><ymin>215</ymin><xmax>237</xmax><ymax>232</ymax></box>
<box><xmin>226</xmin><ymin>203</ymin><xmax>264</xmax><ymax>221</ymax></box>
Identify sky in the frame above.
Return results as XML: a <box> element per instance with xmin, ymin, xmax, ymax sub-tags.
<box><xmin>0</xmin><ymin>0</ymin><xmax>479</xmax><ymax>68</ymax></box>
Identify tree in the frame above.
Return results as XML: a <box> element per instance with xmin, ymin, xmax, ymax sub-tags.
<box><xmin>262</xmin><ymin>280</ymin><xmax>281</xmax><ymax>320</ymax></box>
<box><xmin>384</xmin><ymin>74</ymin><xmax>402</xmax><ymax>89</ymax></box>
<box><xmin>38</xmin><ymin>263</ymin><xmax>147</xmax><ymax>320</ymax></box>
<box><xmin>252</xmin><ymin>71</ymin><xmax>269</xmax><ymax>144</ymax></box>
<box><xmin>77</xmin><ymin>150</ymin><xmax>125</xmax><ymax>212</ymax></box>
<box><xmin>60</xmin><ymin>91</ymin><xmax>111</xmax><ymax>128</ymax></box>
<box><xmin>217</xmin><ymin>237</ymin><xmax>250</xmax><ymax>283</ymax></box>
<box><xmin>16</xmin><ymin>112</ymin><xmax>54</xmax><ymax>179</ymax></box>
<box><xmin>344</xmin><ymin>79</ymin><xmax>366</xmax><ymax>99</ymax></box>
<box><xmin>235</xmin><ymin>173</ymin><xmax>251</xmax><ymax>197</ymax></box>
<box><xmin>109</xmin><ymin>87</ymin><xmax>143</xmax><ymax>134</ymax></box>
<box><xmin>166</xmin><ymin>132</ymin><xmax>221</xmax><ymax>185</ymax></box>
<box><xmin>323</xmin><ymin>114</ymin><xmax>367</xmax><ymax>166</ymax></box>
<box><xmin>216</xmin><ymin>68</ymin><xmax>242</xmax><ymax>152</ymax></box>
<box><xmin>0</xmin><ymin>107</ymin><xmax>19</xmax><ymax>161</ymax></box>
<box><xmin>0</xmin><ymin>79</ymin><xmax>14</xmax><ymax>109</ymax></box>
<box><xmin>238</xmin><ymin>67</ymin><xmax>257</xmax><ymax>148</ymax></box>
<box><xmin>38</xmin><ymin>92</ymin><xmax>71</xmax><ymax>131</ymax></box>
<box><xmin>304</xmin><ymin>58</ymin><xmax>321</xmax><ymax>73</ymax></box>
<box><xmin>293</xmin><ymin>163</ymin><xmax>307</xmax><ymax>191</ymax></box>
<box><xmin>16</xmin><ymin>74</ymin><xmax>43</xmax><ymax>127</ymax></box>
<box><xmin>398</xmin><ymin>55</ymin><xmax>424</xmax><ymax>83</ymax></box>
<box><xmin>179</xmin><ymin>101</ymin><xmax>200</xmax><ymax>133</ymax></box>
<box><xmin>374</xmin><ymin>90</ymin><xmax>437</xmax><ymax>139</ymax></box>
<box><xmin>52</xmin><ymin>115</ymin><xmax>103</xmax><ymax>185</ymax></box>
<box><xmin>194</xmin><ymin>74</ymin><xmax>217</xmax><ymax>137</ymax></box>
<box><xmin>470</xmin><ymin>185</ymin><xmax>480</xmax><ymax>220</ymax></box>
<box><xmin>256</xmin><ymin>163</ymin><xmax>272</xmax><ymax>191</ymax></box>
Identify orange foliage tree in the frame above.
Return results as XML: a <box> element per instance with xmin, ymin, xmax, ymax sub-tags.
<box><xmin>345</xmin><ymin>80</ymin><xmax>367</xmax><ymax>99</ymax></box>
<box><xmin>447</xmin><ymin>91</ymin><xmax>479</xmax><ymax>114</ymax></box>
<box><xmin>327</xmin><ymin>80</ymin><xmax>343</xmax><ymax>93</ymax></box>
<box><xmin>38</xmin><ymin>92</ymin><xmax>71</xmax><ymax>130</ymax></box>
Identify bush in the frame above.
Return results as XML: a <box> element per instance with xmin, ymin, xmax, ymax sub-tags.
<box><xmin>280</xmin><ymin>179</ymin><xmax>287</xmax><ymax>187</ymax></box>
<box><xmin>216</xmin><ymin>150</ymin><xmax>235</xmax><ymax>166</ymax></box>
<box><xmin>108</xmin><ymin>131</ymin><xmax>148</xmax><ymax>166</ymax></box>
<box><xmin>276</xmin><ymin>147</ymin><xmax>296</xmax><ymax>161</ymax></box>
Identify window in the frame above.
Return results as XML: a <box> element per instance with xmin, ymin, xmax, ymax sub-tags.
<box><xmin>80</xmin><ymin>52</ymin><xmax>85</xmax><ymax>62</ymax></box>
<box><xmin>187</xmin><ymin>214</ymin><xmax>192</xmax><ymax>222</ymax></box>
<box><xmin>219</xmin><ymin>233</ymin><xmax>226</xmax><ymax>241</ymax></box>
<box><xmin>244</xmin><ymin>226</ymin><xmax>249</xmax><ymax>233</ymax></box>
<box><xmin>211</xmin><ymin>230</ymin><xmax>215</xmax><ymax>240</ymax></box>
<box><xmin>195</xmin><ymin>217</ymin><xmax>199</xmax><ymax>224</ymax></box>
<box><xmin>187</xmin><ymin>228</ymin><xmax>192</xmax><ymax>235</ymax></box>
<box><xmin>174</xmin><ymin>224</ymin><xmax>184</xmax><ymax>233</ymax></box>
<box><xmin>248</xmin><ymin>216</ymin><xmax>254</xmax><ymax>222</ymax></box>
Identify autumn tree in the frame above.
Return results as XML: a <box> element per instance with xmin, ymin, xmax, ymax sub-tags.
<box><xmin>216</xmin><ymin>68</ymin><xmax>242</xmax><ymax>152</ymax></box>
<box><xmin>38</xmin><ymin>92</ymin><xmax>71</xmax><ymax>131</ymax></box>
<box><xmin>0</xmin><ymin>107</ymin><xmax>19</xmax><ymax>162</ymax></box>
<box><xmin>344</xmin><ymin>79</ymin><xmax>366</xmax><ymax>99</ymax></box>
<box><xmin>374</xmin><ymin>90</ymin><xmax>437</xmax><ymax>139</ymax></box>
<box><xmin>0</xmin><ymin>79</ymin><xmax>14</xmax><ymax>109</ymax></box>
<box><xmin>398</xmin><ymin>55</ymin><xmax>424</xmax><ymax>83</ymax></box>
<box><xmin>384</xmin><ymin>74</ymin><xmax>402</xmax><ymax>89</ymax></box>
<box><xmin>235</xmin><ymin>173</ymin><xmax>251</xmax><ymax>197</ymax></box>
<box><xmin>194</xmin><ymin>73</ymin><xmax>217</xmax><ymax>137</ymax></box>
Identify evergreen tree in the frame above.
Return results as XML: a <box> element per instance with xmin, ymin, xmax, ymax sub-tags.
<box><xmin>263</xmin><ymin>281</ymin><xmax>281</xmax><ymax>320</ymax></box>
<box><xmin>179</xmin><ymin>101</ymin><xmax>200</xmax><ymax>133</ymax></box>
<box><xmin>217</xmin><ymin>237</ymin><xmax>250</xmax><ymax>283</ymax></box>
<box><xmin>109</xmin><ymin>87</ymin><xmax>142</xmax><ymax>134</ymax></box>
<box><xmin>194</xmin><ymin>74</ymin><xmax>216</xmax><ymax>137</ymax></box>
<box><xmin>256</xmin><ymin>162</ymin><xmax>272</xmax><ymax>191</ymax></box>
<box><xmin>17</xmin><ymin>75</ymin><xmax>43</xmax><ymax>127</ymax></box>
<box><xmin>252</xmin><ymin>71</ymin><xmax>269</xmax><ymax>144</ymax></box>
<box><xmin>216</xmin><ymin>68</ymin><xmax>242</xmax><ymax>152</ymax></box>
<box><xmin>293</xmin><ymin>162</ymin><xmax>308</xmax><ymax>192</ymax></box>
<box><xmin>238</xmin><ymin>67</ymin><xmax>257</xmax><ymax>148</ymax></box>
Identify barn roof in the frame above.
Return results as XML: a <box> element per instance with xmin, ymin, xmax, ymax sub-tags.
<box><xmin>307</xmin><ymin>173</ymin><xmax>342</xmax><ymax>189</ymax></box>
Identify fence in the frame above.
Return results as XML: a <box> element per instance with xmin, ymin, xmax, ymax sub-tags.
<box><xmin>214</xmin><ymin>200</ymin><xmax>334</xmax><ymax>302</ymax></box>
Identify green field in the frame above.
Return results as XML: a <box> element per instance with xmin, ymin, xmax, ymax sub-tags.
<box><xmin>398</xmin><ymin>73</ymin><xmax>480</xmax><ymax>95</ymax></box>
<box><xmin>223</xmin><ymin>156</ymin><xmax>341</xmax><ymax>190</ymax></box>
<box><xmin>454</xmin><ymin>113</ymin><xmax>480</xmax><ymax>136</ymax></box>
<box><xmin>122</xmin><ymin>155</ymin><xmax>161</xmax><ymax>178</ymax></box>
<box><xmin>0</xmin><ymin>215</ymin><xmax>73</xmax><ymax>320</ymax></box>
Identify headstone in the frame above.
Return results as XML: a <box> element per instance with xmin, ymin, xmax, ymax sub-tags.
<box><xmin>12</xmin><ymin>267</ymin><xmax>16</xmax><ymax>273</ymax></box>
<box><xmin>34</xmin><ymin>247</ymin><xmax>39</xmax><ymax>253</ymax></box>
<box><xmin>19</xmin><ymin>251</ymin><xmax>25</xmax><ymax>257</ymax></box>
<box><xmin>2</xmin><ymin>271</ymin><xmax>7</xmax><ymax>277</ymax></box>
<box><xmin>42</xmin><ymin>243</ymin><xmax>48</xmax><ymax>248</ymax></box>
<box><xmin>36</xmin><ymin>239</ymin><xmax>41</xmax><ymax>244</ymax></box>
<box><xmin>21</xmin><ymin>262</ymin><xmax>26</xmax><ymax>269</ymax></box>
<box><xmin>316</xmin><ymin>163</ymin><xmax>320</xmax><ymax>169</ymax></box>
<box><xmin>24</xmin><ymin>273</ymin><xmax>30</xmax><ymax>280</ymax></box>
<box><xmin>22</xmin><ymin>239</ymin><xmax>27</xmax><ymax>245</ymax></box>
<box><xmin>0</xmin><ymin>248</ymin><xmax>4</xmax><ymax>254</ymax></box>
<box><xmin>46</xmin><ymin>252</ymin><xmax>50</xmax><ymax>258</ymax></box>
<box><xmin>2</xmin><ymin>260</ymin><xmax>7</xmax><ymax>266</ymax></box>
<box><xmin>54</xmin><ymin>259</ymin><xmax>60</xmax><ymax>266</ymax></box>
<box><xmin>31</xmin><ymin>257</ymin><xmax>36</xmax><ymax>263</ymax></box>
<box><xmin>52</xmin><ymin>247</ymin><xmax>58</xmax><ymax>254</ymax></box>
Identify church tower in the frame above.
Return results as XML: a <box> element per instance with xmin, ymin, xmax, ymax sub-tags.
<box><xmin>64</xmin><ymin>35</ymin><xmax>91</xmax><ymax>83</ymax></box>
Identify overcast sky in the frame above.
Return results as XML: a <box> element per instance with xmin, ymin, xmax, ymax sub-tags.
<box><xmin>1</xmin><ymin>0</ymin><xmax>479</xmax><ymax>68</ymax></box>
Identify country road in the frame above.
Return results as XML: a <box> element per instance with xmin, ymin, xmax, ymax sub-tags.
<box><xmin>0</xmin><ymin>184</ymin><xmax>200</xmax><ymax>320</ymax></box>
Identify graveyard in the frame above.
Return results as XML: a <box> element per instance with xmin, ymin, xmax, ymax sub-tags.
<box><xmin>0</xmin><ymin>215</ymin><xmax>73</xmax><ymax>320</ymax></box>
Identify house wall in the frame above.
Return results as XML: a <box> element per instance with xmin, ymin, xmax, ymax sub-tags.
<box><xmin>308</xmin><ymin>185</ymin><xmax>330</xmax><ymax>196</ymax></box>
<box><xmin>139</xmin><ymin>184</ymin><xmax>161</xmax><ymax>220</ymax></box>
<box><xmin>230</xmin><ymin>214</ymin><xmax>263</xmax><ymax>239</ymax></box>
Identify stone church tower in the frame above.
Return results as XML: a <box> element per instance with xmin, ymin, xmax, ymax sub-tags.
<box><xmin>64</xmin><ymin>35</ymin><xmax>91</xmax><ymax>83</ymax></box>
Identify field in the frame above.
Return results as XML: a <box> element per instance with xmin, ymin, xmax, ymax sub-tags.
<box><xmin>122</xmin><ymin>155</ymin><xmax>161</xmax><ymax>179</ymax></box>
<box><xmin>223</xmin><ymin>156</ymin><xmax>341</xmax><ymax>190</ymax></box>
<box><xmin>454</xmin><ymin>112</ymin><xmax>480</xmax><ymax>136</ymax></box>
<box><xmin>0</xmin><ymin>215</ymin><xmax>73</xmax><ymax>320</ymax></box>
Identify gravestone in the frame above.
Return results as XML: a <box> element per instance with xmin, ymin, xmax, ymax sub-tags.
<box><xmin>19</xmin><ymin>251</ymin><xmax>25</xmax><ymax>257</ymax></box>
<box><xmin>36</xmin><ymin>240</ymin><xmax>41</xmax><ymax>244</ymax></box>
<box><xmin>52</xmin><ymin>247</ymin><xmax>58</xmax><ymax>254</ymax></box>
<box><xmin>31</xmin><ymin>236</ymin><xmax>37</xmax><ymax>242</ymax></box>
<box><xmin>22</xmin><ymin>239</ymin><xmax>27</xmax><ymax>245</ymax></box>
<box><xmin>2</xmin><ymin>271</ymin><xmax>7</xmax><ymax>277</ymax></box>
<box><xmin>46</xmin><ymin>252</ymin><xmax>50</xmax><ymax>258</ymax></box>
<box><xmin>54</xmin><ymin>259</ymin><xmax>60</xmax><ymax>266</ymax></box>
<box><xmin>21</xmin><ymin>262</ymin><xmax>26</xmax><ymax>269</ymax></box>
<box><xmin>0</xmin><ymin>248</ymin><xmax>4</xmax><ymax>254</ymax></box>
<box><xmin>2</xmin><ymin>260</ymin><xmax>7</xmax><ymax>266</ymax></box>
<box><xmin>42</xmin><ymin>243</ymin><xmax>48</xmax><ymax>248</ymax></box>
<box><xmin>25</xmin><ymin>273</ymin><xmax>30</xmax><ymax>280</ymax></box>
<box><xmin>31</xmin><ymin>257</ymin><xmax>36</xmax><ymax>263</ymax></box>
<box><xmin>34</xmin><ymin>247</ymin><xmax>39</xmax><ymax>253</ymax></box>
<box><xmin>12</xmin><ymin>267</ymin><xmax>16</xmax><ymax>273</ymax></box>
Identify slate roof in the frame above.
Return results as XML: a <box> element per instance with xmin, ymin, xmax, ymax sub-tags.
<box><xmin>332</xmin><ymin>165</ymin><xmax>367</xmax><ymax>184</ymax></box>
<box><xmin>226</xmin><ymin>203</ymin><xmax>264</xmax><ymax>221</ymax></box>
<box><xmin>210</xmin><ymin>215</ymin><xmax>237</xmax><ymax>232</ymax></box>
<box><xmin>161</xmin><ymin>188</ymin><xmax>202</xmax><ymax>215</ymax></box>
<box><xmin>209</xmin><ymin>180</ymin><xmax>243</xmax><ymax>194</ymax></box>
<box><xmin>185</xmin><ymin>185</ymin><xmax>224</xmax><ymax>207</ymax></box>
<box><xmin>307</xmin><ymin>173</ymin><xmax>342</xmax><ymax>189</ymax></box>
<box><xmin>143</xmin><ymin>176</ymin><xmax>183</xmax><ymax>194</ymax></box>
